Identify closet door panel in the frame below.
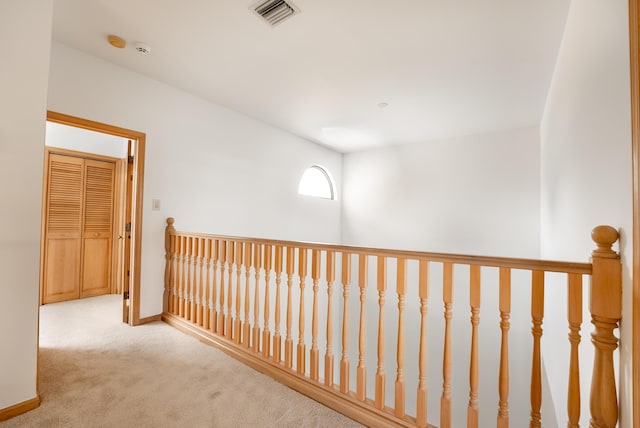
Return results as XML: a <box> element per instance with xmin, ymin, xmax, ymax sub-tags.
<box><xmin>82</xmin><ymin>237</ymin><xmax>111</xmax><ymax>296</ymax></box>
<box><xmin>81</xmin><ymin>159</ymin><xmax>115</xmax><ymax>297</ymax></box>
<box><xmin>43</xmin><ymin>154</ymin><xmax>83</xmax><ymax>303</ymax></box>
<box><xmin>44</xmin><ymin>238</ymin><xmax>81</xmax><ymax>303</ymax></box>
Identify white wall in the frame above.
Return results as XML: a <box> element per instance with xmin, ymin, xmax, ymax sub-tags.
<box><xmin>0</xmin><ymin>0</ymin><xmax>52</xmax><ymax>410</ymax></box>
<box><xmin>46</xmin><ymin>121</ymin><xmax>128</xmax><ymax>158</ymax></box>
<box><xmin>342</xmin><ymin>126</ymin><xmax>541</xmax><ymax>257</ymax></box>
<box><xmin>540</xmin><ymin>0</ymin><xmax>633</xmax><ymax>426</ymax></box>
<box><xmin>47</xmin><ymin>42</ymin><xmax>343</xmax><ymax>319</ymax></box>
<box><xmin>342</xmin><ymin>127</ymin><xmax>543</xmax><ymax>425</ymax></box>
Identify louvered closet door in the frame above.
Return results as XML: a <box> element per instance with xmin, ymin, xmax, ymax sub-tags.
<box><xmin>43</xmin><ymin>154</ymin><xmax>84</xmax><ymax>303</ymax></box>
<box><xmin>81</xmin><ymin>159</ymin><xmax>115</xmax><ymax>298</ymax></box>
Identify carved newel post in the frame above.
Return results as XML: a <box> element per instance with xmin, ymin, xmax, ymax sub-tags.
<box><xmin>589</xmin><ymin>225</ymin><xmax>621</xmax><ymax>428</ymax></box>
<box><xmin>164</xmin><ymin>217</ymin><xmax>176</xmax><ymax>314</ymax></box>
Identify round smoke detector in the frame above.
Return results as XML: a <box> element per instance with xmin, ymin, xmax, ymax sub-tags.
<box><xmin>134</xmin><ymin>42</ymin><xmax>151</xmax><ymax>54</ymax></box>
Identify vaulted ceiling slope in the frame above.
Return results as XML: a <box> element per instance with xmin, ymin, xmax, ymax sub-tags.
<box><xmin>52</xmin><ymin>0</ymin><xmax>571</xmax><ymax>152</ymax></box>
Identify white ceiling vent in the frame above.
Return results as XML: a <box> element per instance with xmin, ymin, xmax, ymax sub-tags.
<box><xmin>252</xmin><ymin>0</ymin><xmax>300</xmax><ymax>27</ymax></box>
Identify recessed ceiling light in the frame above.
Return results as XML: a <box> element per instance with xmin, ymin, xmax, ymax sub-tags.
<box><xmin>107</xmin><ymin>35</ymin><xmax>126</xmax><ymax>49</ymax></box>
<box><xmin>378</xmin><ymin>102</ymin><xmax>389</xmax><ymax>108</ymax></box>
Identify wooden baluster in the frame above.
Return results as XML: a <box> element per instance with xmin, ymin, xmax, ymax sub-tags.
<box><xmin>200</xmin><ymin>238</ymin><xmax>208</xmax><ymax>327</ymax></box>
<box><xmin>394</xmin><ymin>257</ymin><xmax>407</xmax><ymax>418</ymax></box>
<box><xmin>175</xmin><ymin>235</ymin><xmax>181</xmax><ymax>315</ymax></box>
<box><xmin>192</xmin><ymin>237</ymin><xmax>200</xmax><ymax>322</ymax></box>
<box><xmin>211</xmin><ymin>239</ymin><xmax>220</xmax><ymax>332</ymax></box>
<box><xmin>497</xmin><ymin>267</ymin><xmax>511</xmax><ymax>428</ymax></box>
<box><xmin>441</xmin><ymin>262</ymin><xmax>453</xmax><ymax>428</ymax></box>
<box><xmin>340</xmin><ymin>252</ymin><xmax>352</xmax><ymax>394</ymax></box>
<box><xmin>174</xmin><ymin>236</ymin><xmax>184</xmax><ymax>317</ymax></box>
<box><xmin>262</xmin><ymin>245</ymin><xmax>273</xmax><ymax>358</ymax></box>
<box><xmin>178</xmin><ymin>236</ymin><xmax>186</xmax><ymax>318</ymax></box>
<box><xmin>203</xmin><ymin>238</ymin><xmax>212</xmax><ymax>330</ymax></box>
<box><xmin>186</xmin><ymin>236</ymin><xmax>194</xmax><ymax>321</ymax></box>
<box><xmin>310</xmin><ymin>249</ymin><xmax>321</xmax><ymax>381</ymax></box>
<box><xmin>567</xmin><ymin>273</ymin><xmax>582</xmax><ymax>428</ymax></box>
<box><xmin>234</xmin><ymin>242</ymin><xmax>244</xmax><ymax>344</ymax></box>
<box><xmin>190</xmin><ymin>236</ymin><xmax>198</xmax><ymax>321</ymax></box>
<box><xmin>251</xmin><ymin>243</ymin><xmax>261</xmax><ymax>352</ymax></box>
<box><xmin>225</xmin><ymin>241</ymin><xmax>235</xmax><ymax>338</ymax></box>
<box><xmin>191</xmin><ymin>237</ymin><xmax>198</xmax><ymax>323</ymax></box>
<box><xmin>181</xmin><ymin>236</ymin><xmax>187</xmax><ymax>319</ymax></box>
<box><xmin>530</xmin><ymin>270</ymin><xmax>544</xmax><ymax>428</ymax></box>
<box><xmin>170</xmin><ymin>234</ymin><xmax>178</xmax><ymax>314</ymax></box>
<box><xmin>163</xmin><ymin>218</ymin><xmax>175</xmax><ymax>313</ymax></box>
<box><xmin>417</xmin><ymin>260</ymin><xmax>429</xmax><ymax>427</ymax></box>
<box><xmin>467</xmin><ymin>264</ymin><xmax>481</xmax><ymax>428</ymax></box>
<box><xmin>273</xmin><ymin>245</ymin><xmax>283</xmax><ymax>363</ymax></box>
<box><xmin>211</xmin><ymin>240</ymin><xmax>219</xmax><ymax>332</ymax></box>
<box><xmin>356</xmin><ymin>254</ymin><xmax>367</xmax><ymax>401</ymax></box>
<box><xmin>324</xmin><ymin>251</ymin><xmax>336</xmax><ymax>387</ymax></box>
<box><xmin>285</xmin><ymin>247</ymin><xmax>295</xmax><ymax>369</ymax></box>
<box><xmin>375</xmin><ymin>256</ymin><xmax>387</xmax><ymax>410</ymax></box>
<box><xmin>216</xmin><ymin>240</ymin><xmax>226</xmax><ymax>336</ymax></box>
<box><xmin>243</xmin><ymin>242</ymin><xmax>253</xmax><ymax>347</ymax></box>
<box><xmin>191</xmin><ymin>237</ymin><xmax>198</xmax><ymax>322</ymax></box>
<box><xmin>297</xmin><ymin>248</ymin><xmax>307</xmax><ymax>374</ymax></box>
<box><xmin>188</xmin><ymin>237</ymin><xmax>194</xmax><ymax>321</ymax></box>
<box><xmin>196</xmin><ymin>237</ymin><xmax>204</xmax><ymax>326</ymax></box>
<box><xmin>183</xmin><ymin>236</ymin><xmax>190</xmax><ymax>318</ymax></box>
<box><xmin>589</xmin><ymin>226</ymin><xmax>621</xmax><ymax>428</ymax></box>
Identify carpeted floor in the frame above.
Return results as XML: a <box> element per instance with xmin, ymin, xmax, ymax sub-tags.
<box><xmin>2</xmin><ymin>295</ymin><xmax>362</xmax><ymax>427</ymax></box>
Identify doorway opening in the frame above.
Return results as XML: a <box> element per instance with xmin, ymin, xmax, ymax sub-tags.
<box><xmin>41</xmin><ymin>111</ymin><xmax>146</xmax><ymax>325</ymax></box>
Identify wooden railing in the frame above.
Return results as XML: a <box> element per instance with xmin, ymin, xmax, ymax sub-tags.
<box><xmin>161</xmin><ymin>218</ymin><xmax>622</xmax><ymax>427</ymax></box>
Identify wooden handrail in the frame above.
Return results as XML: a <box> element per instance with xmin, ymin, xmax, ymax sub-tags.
<box><xmin>162</xmin><ymin>218</ymin><xmax>621</xmax><ymax>428</ymax></box>
<box><xmin>170</xmin><ymin>230</ymin><xmax>592</xmax><ymax>274</ymax></box>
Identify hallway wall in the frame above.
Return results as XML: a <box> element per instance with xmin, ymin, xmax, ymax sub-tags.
<box><xmin>0</xmin><ymin>0</ymin><xmax>53</xmax><ymax>411</ymax></box>
<box><xmin>540</xmin><ymin>0</ymin><xmax>633</xmax><ymax>425</ymax></box>
<box><xmin>342</xmin><ymin>126</ymin><xmax>541</xmax><ymax>257</ymax></box>
<box><xmin>47</xmin><ymin>42</ymin><xmax>343</xmax><ymax>319</ymax></box>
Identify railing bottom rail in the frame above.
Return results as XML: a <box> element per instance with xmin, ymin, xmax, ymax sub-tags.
<box><xmin>161</xmin><ymin>312</ymin><xmax>431</xmax><ymax>428</ymax></box>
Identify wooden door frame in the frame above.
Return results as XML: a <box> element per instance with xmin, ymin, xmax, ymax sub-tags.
<box><xmin>629</xmin><ymin>0</ymin><xmax>640</xmax><ymax>426</ymax></box>
<box><xmin>45</xmin><ymin>111</ymin><xmax>146</xmax><ymax>325</ymax></box>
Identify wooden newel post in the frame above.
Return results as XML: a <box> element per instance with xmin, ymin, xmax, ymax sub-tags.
<box><xmin>589</xmin><ymin>225</ymin><xmax>621</xmax><ymax>428</ymax></box>
<box><xmin>164</xmin><ymin>217</ymin><xmax>176</xmax><ymax>313</ymax></box>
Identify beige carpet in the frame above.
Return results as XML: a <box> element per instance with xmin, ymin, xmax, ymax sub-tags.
<box><xmin>2</xmin><ymin>295</ymin><xmax>362</xmax><ymax>428</ymax></box>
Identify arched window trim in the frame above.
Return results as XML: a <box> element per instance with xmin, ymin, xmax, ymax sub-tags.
<box><xmin>298</xmin><ymin>165</ymin><xmax>336</xmax><ymax>200</ymax></box>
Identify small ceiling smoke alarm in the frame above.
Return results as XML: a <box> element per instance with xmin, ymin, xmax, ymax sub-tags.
<box><xmin>107</xmin><ymin>35</ymin><xmax>126</xmax><ymax>49</ymax></box>
<box><xmin>134</xmin><ymin>42</ymin><xmax>151</xmax><ymax>54</ymax></box>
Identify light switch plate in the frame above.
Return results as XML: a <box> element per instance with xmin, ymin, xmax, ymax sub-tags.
<box><xmin>152</xmin><ymin>199</ymin><xmax>161</xmax><ymax>211</ymax></box>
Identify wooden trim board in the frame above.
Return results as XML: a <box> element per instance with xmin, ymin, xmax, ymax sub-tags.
<box><xmin>0</xmin><ymin>396</ymin><xmax>40</xmax><ymax>422</ymax></box>
<box><xmin>138</xmin><ymin>314</ymin><xmax>162</xmax><ymax>324</ymax></box>
<box><xmin>629</xmin><ymin>0</ymin><xmax>640</xmax><ymax>426</ymax></box>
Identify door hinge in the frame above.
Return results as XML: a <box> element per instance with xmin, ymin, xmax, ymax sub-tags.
<box><xmin>125</xmin><ymin>222</ymin><xmax>132</xmax><ymax>232</ymax></box>
<box><xmin>128</xmin><ymin>155</ymin><xmax>134</xmax><ymax>164</ymax></box>
<box><xmin>123</xmin><ymin>291</ymin><xmax>130</xmax><ymax>300</ymax></box>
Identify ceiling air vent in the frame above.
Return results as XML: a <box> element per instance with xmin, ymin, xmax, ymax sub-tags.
<box><xmin>252</xmin><ymin>0</ymin><xmax>300</xmax><ymax>27</ymax></box>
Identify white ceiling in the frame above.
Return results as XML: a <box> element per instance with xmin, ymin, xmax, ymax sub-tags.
<box><xmin>51</xmin><ymin>0</ymin><xmax>571</xmax><ymax>153</ymax></box>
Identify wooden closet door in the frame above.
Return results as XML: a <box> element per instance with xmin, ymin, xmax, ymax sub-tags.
<box><xmin>43</xmin><ymin>154</ymin><xmax>84</xmax><ymax>303</ymax></box>
<box><xmin>81</xmin><ymin>159</ymin><xmax>115</xmax><ymax>297</ymax></box>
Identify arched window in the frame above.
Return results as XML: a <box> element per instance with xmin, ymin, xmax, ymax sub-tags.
<box><xmin>298</xmin><ymin>165</ymin><xmax>335</xmax><ymax>200</ymax></box>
